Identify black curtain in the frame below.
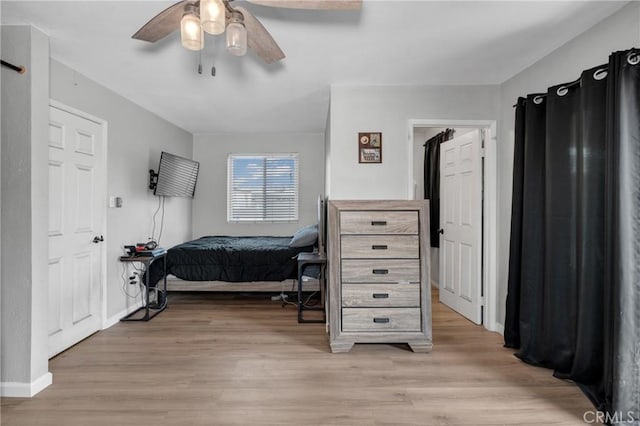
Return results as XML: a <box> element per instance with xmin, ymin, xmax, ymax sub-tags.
<box><xmin>423</xmin><ymin>128</ymin><xmax>454</xmax><ymax>247</ymax></box>
<box><xmin>505</xmin><ymin>48</ymin><xmax>640</xmax><ymax>420</ymax></box>
<box><xmin>605</xmin><ymin>49</ymin><xmax>640</xmax><ymax>422</ymax></box>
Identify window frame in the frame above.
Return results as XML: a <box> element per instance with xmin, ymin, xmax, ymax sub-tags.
<box><xmin>227</xmin><ymin>153</ymin><xmax>300</xmax><ymax>223</ymax></box>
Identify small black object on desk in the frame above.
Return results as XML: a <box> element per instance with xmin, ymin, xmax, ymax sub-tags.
<box><xmin>119</xmin><ymin>250</ymin><xmax>167</xmax><ymax>321</ymax></box>
<box><xmin>297</xmin><ymin>251</ymin><xmax>327</xmax><ymax>323</ymax></box>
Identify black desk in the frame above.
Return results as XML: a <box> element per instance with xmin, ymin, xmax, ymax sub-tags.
<box><xmin>297</xmin><ymin>252</ymin><xmax>327</xmax><ymax>323</ymax></box>
<box><xmin>119</xmin><ymin>252</ymin><xmax>167</xmax><ymax>321</ymax></box>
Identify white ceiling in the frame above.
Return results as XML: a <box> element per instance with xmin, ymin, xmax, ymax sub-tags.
<box><xmin>1</xmin><ymin>1</ymin><xmax>628</xmax><ymax>134</ymax></box>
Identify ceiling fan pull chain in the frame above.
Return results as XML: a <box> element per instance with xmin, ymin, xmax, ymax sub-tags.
<box><xmin>209</xmin><ymin>45</ymin><xmax>216</xmax><ymax>77</ymax></box>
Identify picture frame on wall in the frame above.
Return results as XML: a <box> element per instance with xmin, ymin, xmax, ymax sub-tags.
<box><xmin>358</xmin><ymin>132</ymin><xmax>382</xmax><ymax>163</ymax></box>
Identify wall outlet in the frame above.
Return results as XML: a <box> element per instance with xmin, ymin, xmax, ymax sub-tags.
<box><xmin>109</xmin><ymin>196</ymin><xmax>123</xmax><ymax>208</ymax></box>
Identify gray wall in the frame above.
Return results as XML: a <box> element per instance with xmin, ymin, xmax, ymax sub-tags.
<box><xmin>1</xmin><ymin>27</ymin><xmax>194</xmax><ymax>393</ymax></box>
<box><xmin>1</xmin><ymin>25</ymin><xmax>50</xmax><ymax>389</ymax></box>
<box><xmin>496</xmin><ymin>2</ymin><xmax>640</xmax><ymax>326</ymax></box>
<box><xmin>192</xmin><ymin>132</ymin><xmax>325</xmax><ymax>238</ymax></box>
<box><xmin>50</xmin><ymin>60</ymin><xmax>193</xmax><ymax>319</ymax></box>
<box><xmin>327</xmin><ymin>85</ymin><xmax>500</xmax><ymax>200</ymax></box>
<box><xmin>327</xmin><ymin>2</ymin><xmax>640</xmax><ymax>328</ymax></box>
<box><xmin>327</xmin><ymin>86</ymin><xmax>499</xmax><ymax>313</ymax></box>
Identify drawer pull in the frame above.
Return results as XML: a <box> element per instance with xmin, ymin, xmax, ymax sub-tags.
<box><xmin>372</xmin><ymin>269</ymin><xmax>389</xmax><ymax>275</ymax></box>
<box><xmin>371</xmin><ymin>221</ymin><xmax>387</xmax><ymax>226</ymax></box>
<box><xmin>372</xmin><ymin>293</ymin><xmax>389</xmax><ymax>299</ymax></box>
<box><xmin>371</xmin><ymin>245</ymin><xmax>388</xmax><ymax>250</ymax></box>
<box><xmin>373</xmin><ymin>317</ymin><xmax>390</xmax><ymax>323</ymax></box>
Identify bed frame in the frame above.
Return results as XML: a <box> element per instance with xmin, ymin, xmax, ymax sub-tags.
<box><xmin>166</xmin><ymin>278</ymin><xmax>319</xmax><ymax>292</ymax></box>
<box><xmin>166</xmin><ymin>196</ymin><xmax>326</xmax><ymax>293</ymax></box>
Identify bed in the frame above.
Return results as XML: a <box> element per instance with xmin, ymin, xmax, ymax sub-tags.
<box><xmin>147</xmin><ymin>197</ymin><xmax>326</xmax><ymax>292</ymax></box>
<box><xmin>147</xmin><ymin>235</ymin><xmax>314</xmax><ymax>290</ymax></box>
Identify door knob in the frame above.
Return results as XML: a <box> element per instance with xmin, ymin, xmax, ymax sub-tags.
<box><xmin>92</xmin><ymin>235</ymin><xmax>104</xmax><ymax>243</ymax></box>
<box><xmin>438</xmin><ymin>229</ymin><xmax>444</xmax><ymax>234</ymax></box>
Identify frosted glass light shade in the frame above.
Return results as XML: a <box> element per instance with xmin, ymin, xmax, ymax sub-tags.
<box><xmin>226</xmin><ymin>22</ymin><xmax>247</xmax><ymax>56</ymax></box>
<box><xmin>201</xmin><ymin>0</ymin><xmax>226</xmax><ymax>35</ymax></box>
<box><xmin>181</xmin><ymin>11</ymin><xmax>203</xmax><ymax>51</ymax></box>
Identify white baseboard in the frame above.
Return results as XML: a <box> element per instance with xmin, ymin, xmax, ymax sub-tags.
<box><xmin>102</xmin><ymin>300</ymin><xmax>143</xmax><ymax>330</ymax></box>
<box><xmin>1</xmin><ymin>372</ymin><xmax>52</xmax><ymax>397</ymax></box>
<box><xmin>492</xmin><ymin>322</ymin><xmax>504</xmax><ymax>336</ymax></box>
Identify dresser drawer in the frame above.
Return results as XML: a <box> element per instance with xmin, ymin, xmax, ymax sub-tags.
<box><xmin>340</xmin><ymin>211</ymin><xmax>418</xmax><ymax>235</ymax></box>
<box><xmin>342</xmin><ymin>308</ymin><xmax>421</xmax><ymax>332</ymax></box>
<box><xmin>341</xmin><ymin>235</ymin><xmax>419</xmax><ymax>259</ymax></box>
<box><xmin>341</xmin><ymin>259</ymin><xmax>419</xmax><ymax>283</ymax></box>
<box><xmin>342</xmin><ymin>284</ymin><xmax>420</xmax><ymax>307</ymax></box>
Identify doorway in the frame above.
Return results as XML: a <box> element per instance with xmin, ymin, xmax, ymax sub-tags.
<box><xmin>48</xmin><ymin>101</ymin><xmax>108</xmax><ymax>357</ymax></box>
<box><xmin>407</xmin><ymin>119</ymin><xmax>499</xmax><ymax>333</ymax></box>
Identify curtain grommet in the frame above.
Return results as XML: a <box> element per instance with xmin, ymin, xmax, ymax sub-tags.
<box><xmin>593</xmin><ymin>68</ymin><xmax>608</xmax><ymax>80</ymax></box>
<box><xmin>557</xmin><ymin>86</ymin><xmax>569</xmax><ymax>97</ymax></box>
<box><xmin>628</xmin><ymin>52</ymin><xmax>639</xmax><ymax>65</ymax></box>
<box><xmin>533</xmin><ymin>96</ymin><xmax>544</xmax><ymax>105</ymax></box>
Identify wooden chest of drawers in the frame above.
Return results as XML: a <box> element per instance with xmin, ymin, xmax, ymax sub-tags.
<box><xmin>327</xmin><ymin>200</ymin><xmax>432</xmax><ymax>353</ymax></box>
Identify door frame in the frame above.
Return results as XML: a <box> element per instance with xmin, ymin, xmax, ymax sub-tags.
<box><xmin>49</xmin><ymin>99</ymin><xmax>109</xmax><ymax>328</ymax></box>
<box><xmin>407</xmin><ymin>119</ymin><xmax>500</xmax><ymax>334</ymax></box>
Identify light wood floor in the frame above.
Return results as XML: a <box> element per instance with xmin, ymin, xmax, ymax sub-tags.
<box><xmin>1</xmin><ymin>291</ymin><xmax>592</xmax><ymax>425</ymax></box>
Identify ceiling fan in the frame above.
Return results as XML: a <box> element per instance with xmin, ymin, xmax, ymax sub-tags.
<box><xmin>133</xmin><ymin>0</ymin><xmax>362</xmax><ymax>64</ymax></box>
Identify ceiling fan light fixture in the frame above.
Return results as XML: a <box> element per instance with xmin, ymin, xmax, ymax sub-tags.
<box><xmin>201</xmin><ymin>0</ymin><xmax>226</xmax><ymax>35</ymax></box>
<box><xmin>181</xmin><ymin>3</ymin><xmax>204</xmax><ymax>51</ymax></box>
<box><xmin>226</xmin><ymin>11</ymin><xmax>247</xmax><ymax>56</ymax></box>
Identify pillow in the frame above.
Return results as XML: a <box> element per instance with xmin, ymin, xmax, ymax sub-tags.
<box><xmin>289</xmin><ymin>224</ymin><xmax>318</xmax><ymax>248</ymax></box>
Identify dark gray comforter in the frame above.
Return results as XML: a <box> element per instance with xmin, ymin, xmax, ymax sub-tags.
<box><xmin>147</xmin><ymin>236</ymin><xmax>313</xmax><ymax>285</ymax></box>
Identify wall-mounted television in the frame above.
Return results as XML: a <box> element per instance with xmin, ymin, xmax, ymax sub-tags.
<box><xmin>150</xmin><ymin>152</ymin><xmax>200</xmax><ymax>198</ymax></box>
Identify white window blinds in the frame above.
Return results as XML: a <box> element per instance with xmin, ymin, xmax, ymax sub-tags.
<box><xmin>227</xmin><ymin>154</ymin><xmax>299</xmax><ymax>222</ymax></box>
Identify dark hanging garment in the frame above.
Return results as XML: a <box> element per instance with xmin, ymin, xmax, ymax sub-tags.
<box><xmin>514</xmin><ymin>94</ymin><xmax>548</xmax><ymax>367</ymax></box>
<box><xmin>423</xmin><ymin>141</ymin><xmax>431</xmax><ymax>200</ymax></box>
<box><xmin>504</xmin><ymin>97</ymin><xmax>526</xmax><ymax>349</ymax></box>
<box><xmin>427</xmin><ymin>138</ymin><xmax>441</xmax><ymax>247</ymax></box>
<box><xmin>605</xmin><ymin>49</ymin><xmax>640</xmax><ymax>423</ymax></box>
<box><xmin>423</xmin><ymin>129</ymin><xmax>454</xmax><ymax>248</ymax></box>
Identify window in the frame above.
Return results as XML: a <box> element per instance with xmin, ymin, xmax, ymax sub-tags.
<box><xmin>227</xmin><ymin>154</ymin><xmax>299</xmax><ymax>222</ymax></box>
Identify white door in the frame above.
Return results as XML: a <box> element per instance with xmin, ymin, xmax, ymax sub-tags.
<box><xmin>439</xmin><ymin>130</ymin><xmax>483</xmax><ymax>324</ymax></box>
<box><xmin>48</xmin><ymin>104</ymin><xmax>105</xmax><ymax>357</ymax></box>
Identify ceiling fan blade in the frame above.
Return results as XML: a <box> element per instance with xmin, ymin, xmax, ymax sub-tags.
<box><xmin>132</xmin><ymin>1</ymin><xmax>188</xmax><ymax>42</ymax></box>
<box><xmin>235</xmin><ymin>6</ymin><xmax>285</xmax><ymax>64</ymax></box>
<box><xmin>246</xmin><ymin>0</ymin><xmax>361</xmax><ymax>10</ymax></box>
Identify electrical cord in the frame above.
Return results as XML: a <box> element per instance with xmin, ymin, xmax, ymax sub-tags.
<box><xmin>150</xmin><ymin>195</ymin><xmax>162</xmax><ymax>241</ymax></box>
<box><xmin>273</xmin><ymin>280</ymin><xmax>297</xmax><ymax>307</ymax></box>
<box><xmin>302</xmin><ymin>290</ymin><xmax>320</xmax><ymax>308</ymax></box>
<box><xmin>121</xmin><ymin>263</ymin><xmax>142</xmax><ymax>299</ymax></box>
<box><xmin>141</xmin><ymin>285</ymin><xmax>168</xmax><ymax>310</ymax></box>
<box><xmin>297</xmin><ymin>271</ymin><xmax>321</xmax><ymax>307</ymax></box>
<box><xmin>157</xmin><ymin>196</ymin><xmax>166</xmax><ymax>245</ymax></box>
<box><xmin>275</xmin><ymin>279</ymin><xmax>321</xmax><ymax>308</ymax></box>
